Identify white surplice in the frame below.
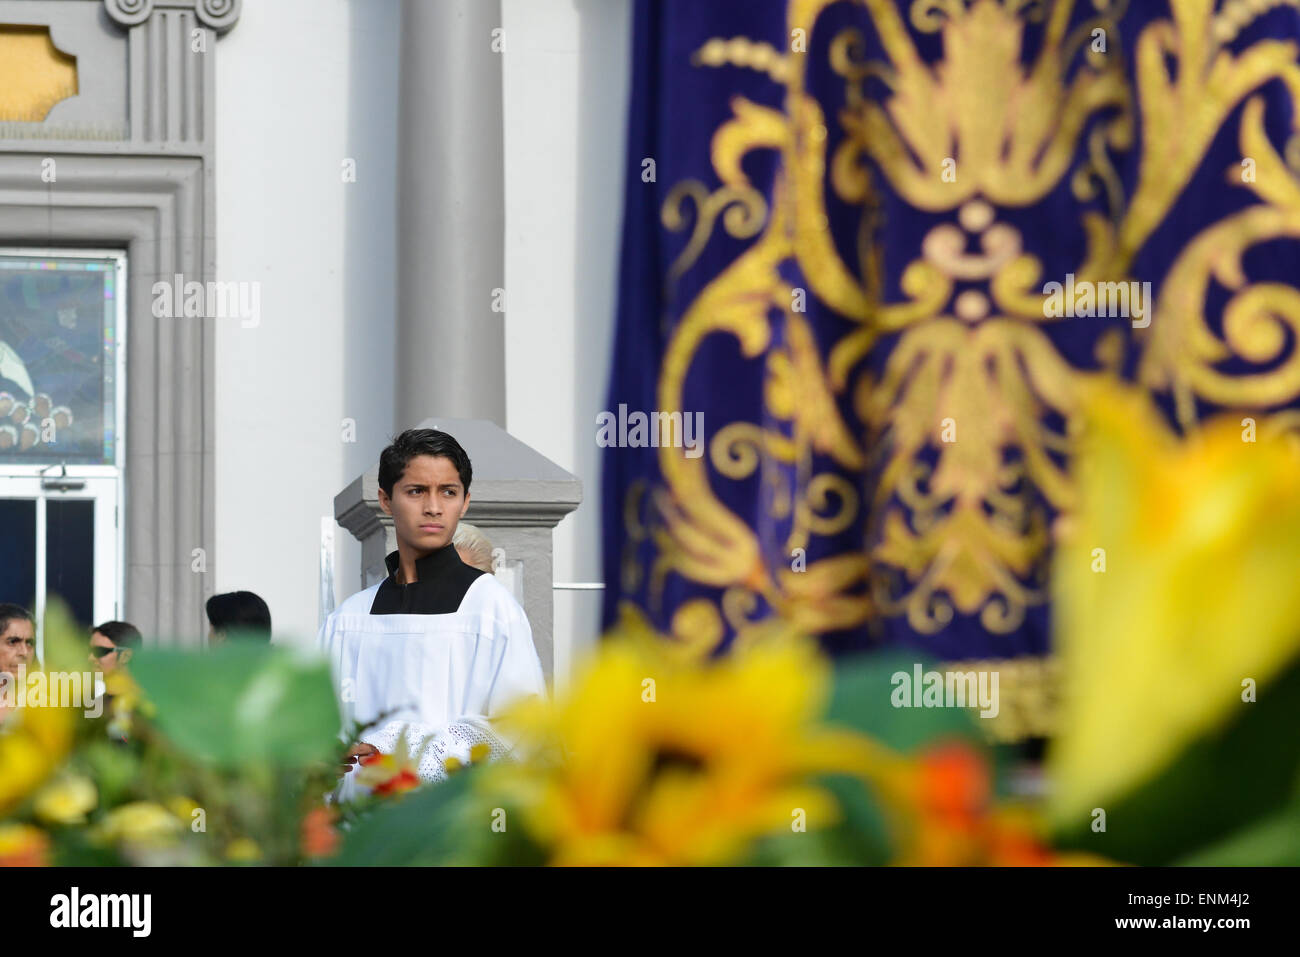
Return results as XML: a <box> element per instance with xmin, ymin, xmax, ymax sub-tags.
<box><xmin>317</xmin><ymin>572</ymin><xmax>546</xmax><ymax>800</ymax></box>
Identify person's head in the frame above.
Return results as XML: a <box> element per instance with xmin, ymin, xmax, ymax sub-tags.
<box><xmin>89</xmin><ymin>620</ymin><xmax>142</xmax><ymax>673</ymax></box>
<box><xmin>0</xmin><ymin>604</ymin><xmax>35</xmax><ymax>676</ymax></box>
<box><xmin>205</xmin><ymin>591</ymin><xmax>272</xmax><ymax>646</ymax></box>
<box><xmin>377</xmin><ymin>429</ymin><xmax>473</xmax><ymax>555</ymax></box>
<box><xmin>452</xmin><ymin>523</ymin><xmax>494</xmax><ymax>573</ymax></box>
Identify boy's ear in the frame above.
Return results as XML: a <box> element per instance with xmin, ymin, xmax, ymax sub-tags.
<box><xmin>119</xmin><ymin>648</ymin><xmax>133</xmax><ymax>665</ymax></box>
<box><xmin>377</xmin><ymin>487</ymin><xmax>392</xmax><ymax>515</ymax></box>
<box><xmin>460</xmin><ymin>491</ymin><xmax>471</xmax><ymax>517</ymax></box>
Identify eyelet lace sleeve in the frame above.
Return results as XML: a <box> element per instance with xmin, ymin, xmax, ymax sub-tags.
<box><xmin>360</xmin><ymin>716</ymin><xmax>513</xmax><ymax>784</ymax></box>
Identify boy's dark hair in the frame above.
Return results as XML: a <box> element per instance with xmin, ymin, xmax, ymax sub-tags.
<box><xmin>378</xmin><ymin>429</ymin><xmax>473</xmax><ymax>497</ymax></box>
<box><xmin>205</xmin><ymin>591</ymin><xmax>272</xmax><ymax>640</ymax></box>
<box><xmin>93</xmin><ymin>620</ymin><xmax>142</xmax><ymax>650</ymax></box>
<box><xmin>0</xmin><ymin>602</ymin><xmax>33</xmax><ymax>635</ymax></box>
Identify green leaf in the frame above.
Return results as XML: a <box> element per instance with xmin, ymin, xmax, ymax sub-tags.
<box><xmin>826</xmin><ymin>650</ymin><xmax>985</xmax><ymax>751</ymax></box>
<box><xmin>130</xmin><ymin>643</ymin><xmax>340</xmax><ymax>767</ymax></box>
<box><xmin>39</xmin><ymin>600</ymin><xmax>93</xmax><ymax>676</ymax></box>
<box><xmin>1176</xmin><ymin>800</ymin><xmax>1300</xmax><ymax>866</ymax></box>
<box><xmin>78</xmin><ymin>739</ymin><xmax>142</xmax><ymax>807</ymax></box>
<box><xmin>326</xmin><ymin>770</ymin><xmax>543</xmax><ymax>866</ymax></box>
<box><xmin>1051</xmin><ymin>656</ymin><xmax>1300</xmax><ymax>865</ymax></box>
<box><xmin>51</xmin><ymin>829</ymin><xmax>126</xmax><ymax>867</ymax></box>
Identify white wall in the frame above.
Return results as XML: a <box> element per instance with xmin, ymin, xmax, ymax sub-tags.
<box><xmin>214</xmin><ymin>0</ymin><xmax>398</xmax><ymax>645</ymax></box>
<box><xmin>502</xmin><ymin>0</ymin><xmax>631</xmax><ymax>688</ymax></box>
<box><xmin>213</xmin><ymin>0</ymin><xmax>630</xmax><ymax>668</ymax></box>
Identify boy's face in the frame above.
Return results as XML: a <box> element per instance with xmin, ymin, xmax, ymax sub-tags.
<box><xmin>378</xmin><ymin>454</ymin><xmax>470</xmax><ymax>554</ymax></box>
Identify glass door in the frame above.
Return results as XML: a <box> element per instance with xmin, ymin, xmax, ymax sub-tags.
<box><xmin>0</xmin><ymin>474</ymin><xmax>120</xmax><ymax>635</ymax></box>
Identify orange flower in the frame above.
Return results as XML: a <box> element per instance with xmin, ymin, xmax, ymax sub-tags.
<box><xmin>917</xmin><ymin>741</ymin><xmax>990</xmax><ymax>830</ymax></box>
<box><xmin>355</xmin><ymin>747</ymin><xmax>423</xmax><ymax>797</ymax></box>
<box><xmin>985</xmin><ymin>809</ymin><xmax>1056</xmax><ymax>866</ymax></box>
<box><xmin>301</xmin><ymin>806</ymin><xmax>340</xmax><ymax>859</ymax></box>
<box><xmin>0</xmin><ymin>824</ymin><xmax>50</xmax><ymax>867</ymax></box>
<box><xmin>903</xmin><ymin>742</ymin><xmax>1069</xmax><ymax>866</ymax></box>
<box><xmin>372</xmin><ymin>768</ymin><xmax>419</xmax><ymax>797</ymax></box>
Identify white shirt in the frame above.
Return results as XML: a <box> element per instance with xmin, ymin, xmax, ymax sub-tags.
<box><xmin>317</xmin><ymin>573</ymin><xmax>546</xmax><ymax>798</ymax></box>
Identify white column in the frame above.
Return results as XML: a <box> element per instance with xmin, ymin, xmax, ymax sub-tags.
<box><xmin>396</xmin><ymin>0</ymin><xmax>507</xmax><ymax>429</ymax></box>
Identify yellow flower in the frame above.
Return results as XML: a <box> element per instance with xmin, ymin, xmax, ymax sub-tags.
<box><xmin>0</xmin><ymin>823</ymin><xmax>49</xmax><ymax>867</ymax></box>
<box><xmin>225</xmin><ymin>837</ymin><xmax>261</xmax><ymax>862</ymax></box>
<box><xmin>95</xmin><ymin>801</ymin><xmax>183</xmax><ymax>849</ymax></box>
<box><xmin>445</xmin><ymin>742</ymin><xmax>493</xmax><ymax>775</ymax></box>
<box><xmin>165</xmin><ymin>796</ymin><xmax>201</xmax><ymax>825</ymax></box>
<box><xmin>485</xmin><ymin>613</ymin><xmax>898</xmax><ymax>866</ymax></box>
<box><xmin>1049</xmin><ymin>383</ymin><xmax>1300</xmax><ymax>826</ymax></box>
<box><xmin>104</xmin><ymin>667</ymin><xmax>152</xmax><ymax>720</ymax></box>
<box><xmin>0</xmin><ymin>689</ymin><xmax>76</xmax><ymax>816</ymax></box>
<box><xmin>33</xmin><ymin>775</ymin><xmax>97</xmax><ymax>825</ymax></box>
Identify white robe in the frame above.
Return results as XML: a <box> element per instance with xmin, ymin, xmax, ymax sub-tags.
<box><xmin>317</xmin><ymin>573</ymin><xmax>546</xmax><ymax>799</ymax></box>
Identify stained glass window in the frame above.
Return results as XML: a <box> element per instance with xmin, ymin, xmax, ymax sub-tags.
<box><xmin>0</xmin><ymin>253</ymin><xmax>121</xmax><ymax>465</ymax></box>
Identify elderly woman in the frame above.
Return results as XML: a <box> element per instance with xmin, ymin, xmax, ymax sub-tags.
<box><xmin>451</xmin><ymin>522</ymin><xmax>495</xmax><ymax>574</ymax></box>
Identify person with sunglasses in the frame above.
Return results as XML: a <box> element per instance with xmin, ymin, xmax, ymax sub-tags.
<box><xmin>89</xmin><ymin>620</ymin><xmax>142</xmax><ymax>674</ymax></box>
<box><xmin>88</xmin><ymin>621</ymin><xmax>142</xmax><ymax>740</ymax></box>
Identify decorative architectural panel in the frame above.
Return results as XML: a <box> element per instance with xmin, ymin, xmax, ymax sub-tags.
<box><xmin>0</xmin><ymin>0</ymin><xmax>241</xmax><ymax>643</ymax></box>
<box><xmin>0</xmin><ymin>25</ymin><xmax>78</xmax><ymax>122</ymax></box>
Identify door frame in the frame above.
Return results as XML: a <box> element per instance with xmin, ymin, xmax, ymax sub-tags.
<box><xmin>0</xmin><ymin>248</ymin><xmax>126</xmax><ymax>655</ymax></box>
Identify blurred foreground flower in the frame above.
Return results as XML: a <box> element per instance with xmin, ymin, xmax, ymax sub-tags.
<box><xmin>165</xmin><ymin>796</ymin><xmax>200</xmax><ymax>823</ymax></box>
<box><xmin>1050</xmin><ymin>384</ymin><xmax>1300</xmax><ymax>857</ymax></box>
<box><xmin>444</xmin><ymin>742</ymin><xmax>492</xmax><ymax>774</ymax></box>
<box><xmin>0</xmin><ymin>823</ymin><xmax>49</xmax><ymax>867</ymax></box>
<box><xmin>33</xmin><ymin>775</ymin><xmax>97</xmax><ymax>826</ymax></box>
<box><xmin>484</xmin><ymin>613</ymin><xmax>898</xmax><ymax>866</ymax></box>
<box><xmin>0</xmin><ymin>695</ymin><xmax>76</xmax><ymax>816</ymax></box>
<box><xmin>103</xmin><ymin>667</ymin><xmax>149</xmax><ymax>739</ymax></box>
<box><xmin>301</xmin><ymin>806</ymin><xmax>339</xmax><ymax>859</ymax></box>
<box><xmin>225</xmin><ymin>837</ymin><xmax>262</xmax><ymax>863</ymax></box>
<box><xmin>95</xmin><ymin>801</ymin><xmax>183</xmax><ymax>850</ymax></box>
<box><xmin>902</xmin><ymin>741</ymin><xmax>1106</xmax><ymax>866</ymax></box>
<box><xmin>332</xmin><ymin>622</ymin><xmax>1103</xmax><ymax>866</ymax></box>
<box><xmin>354</xmin><ymin>730</ymin><xmax>425</xmax><ymax>797</ymax></box>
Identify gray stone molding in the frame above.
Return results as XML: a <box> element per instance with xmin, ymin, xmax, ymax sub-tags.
<box><xmin>0</xmin><ymin>154</ymin><xmax>213</xmax><ymax>645</ymax></box>
<box><xmin>335</xmin><ymin>417</ymin><xmax>582</xmax><ymax>677</ymax></box>
<box><xmin>0</xmin><ymin>0</ymin><xmax>240</xmax><ymax>643</ymax></box>
<box><xmin>104</xmin><ymin>0</ymin><xmax>241</xmax><ymax>34</ymax></box>
<box><xmin>0</xmin><ymin>0</ymin><xmax>240</xmax><ymax>146</ymax></box>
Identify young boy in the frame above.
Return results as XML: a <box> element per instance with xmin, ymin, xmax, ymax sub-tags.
<box><xmin>317</xmin><ymin>429</ymin><xmax>545</xmax><ymax>795</ymax></box>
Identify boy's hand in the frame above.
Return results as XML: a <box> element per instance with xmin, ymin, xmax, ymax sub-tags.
<box><xmin>339</xmin><ymin>741</ymin><xmax>379</xmax><ymax>775</ymax></box>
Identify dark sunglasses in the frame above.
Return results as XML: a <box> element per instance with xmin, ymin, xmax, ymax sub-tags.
<box><xmin>90</xmin><ymin>645</ymin><xmax>117</xmax><ymax>659</ymax></box>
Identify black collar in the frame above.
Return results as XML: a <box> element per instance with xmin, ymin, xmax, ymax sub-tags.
<box><xmin>384</xmin><ymin>543</ymin><xmax>466</xmax><ymax>584</ymax></box>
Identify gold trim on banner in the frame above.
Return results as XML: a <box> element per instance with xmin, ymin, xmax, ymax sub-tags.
<box><xmin>616</xmin><ymin>1</ymin><xmax>1300</xmax><ymax>721</ymax></box>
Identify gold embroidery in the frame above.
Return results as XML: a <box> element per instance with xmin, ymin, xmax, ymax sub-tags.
<box><xmin>943</xmin><ymin>656</ymin><xmax>1061</xmax><ymax>743</ymax></box>
<box><xmin>623</xmin><ymin>0</ymin><xmax>1300</xmax><ymax>715</ymax></box>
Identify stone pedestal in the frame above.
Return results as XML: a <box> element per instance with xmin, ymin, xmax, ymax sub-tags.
<box><xmin>335</xmin><ymin>417</ymin><xmax>580</xmax><ymax>677</ymax></box>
